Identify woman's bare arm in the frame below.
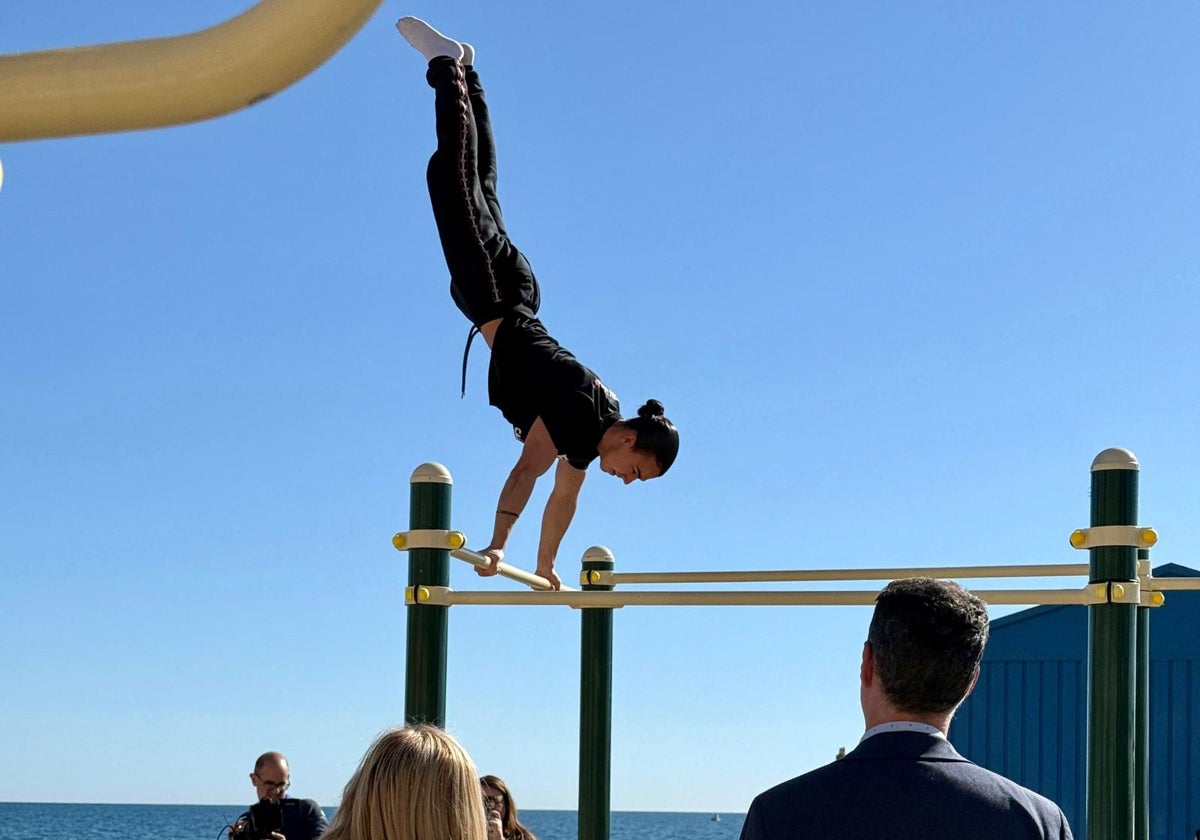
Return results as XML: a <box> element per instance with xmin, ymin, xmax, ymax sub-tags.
<box><xmin>477</xmin><ymin>419</ymin><xmax>558</xmax><ymax>574</ymax></box>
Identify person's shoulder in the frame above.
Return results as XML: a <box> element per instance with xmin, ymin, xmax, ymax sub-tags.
<box><xmin>948</xmin><ymin>761</ymin><xmax>1072</xmax><ymax>831</ymax></box>
<box><xmin>283</xmin><ymin>798</ymin><xmax>330</xmax><ymax>837</ymax></box>
<box><xmin>749</xmin><ymin>759</ymin><xmax>848</xmax><ymax>811</ymax></box>
<box><xmin>972</xmin><ymin>765</ymin><xmax>1068</xmax><ymax>811</ymax></box>
<box><xmin>741</xmin><ymin>760</ymin><xmax>856</xmax><ymax>840</ymax></box>
<box><xmin>282</xmin><ymin>798</ymin><xmax>325</xmax><ymax>815</ymax></box>
<box><xmin>592</xmin><ymin>378</ymin><xmax>619</xmax><ymax>414</ymax></box>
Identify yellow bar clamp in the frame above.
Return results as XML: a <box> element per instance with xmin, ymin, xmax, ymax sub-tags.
<box><xmin>1140</xmin><ymin>589</ymin><xmax>1166</xmax><ymax>608</ymax></box>
<box><xmin>1083</xmin><ymin>581</ymin><xmax>1142</xmax><ymax>605</ymax></box>
<box><xmin>393</xmin><ymin>530</ymin><xmax>467</xmax><ymax>551</ymax></box>
<box><xmin>580</xmin><ymin>570</ymin><xmax>604</xmax><ymax>586</ymax></box>
<box><xmin>1068</xmin><ymin>525</ymin><xmax>1158</xmax><ymax>550</ymax></box>
<box><xmin>404</xmin><ymin>585</ymin><xmax>433</xmax><ymax>605</ymax></box>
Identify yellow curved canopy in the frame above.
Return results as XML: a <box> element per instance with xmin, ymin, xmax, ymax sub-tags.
<box><xmin>0</xmin><ymin>0</ymin><xmax>384</xmax><ymax>142</ymax></box>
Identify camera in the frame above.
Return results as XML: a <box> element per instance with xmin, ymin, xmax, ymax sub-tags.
<box><xmin>235</xmin><ymin>798</ymin><xmax>284</xmax><ymax>840</ymax></box>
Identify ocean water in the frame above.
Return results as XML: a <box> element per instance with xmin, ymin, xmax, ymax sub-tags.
<box><xmin>0</xmin><ymin>803</ymin><xmax>745</xmax><ymax>840</ymax></box>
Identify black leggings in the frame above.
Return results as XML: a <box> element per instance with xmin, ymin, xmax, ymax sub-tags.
<box><xmin>425</xmin><ymin>57</ymin><xmax>540</xmax><ymax>327</ymax></box>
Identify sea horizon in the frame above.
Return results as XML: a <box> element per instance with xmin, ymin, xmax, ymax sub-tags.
<box><xmin>0</xmin><ymin>800</ymin><xmax>744</xmax><ymax>814</ymax></box>
<box><xmin>0</xmin><ymin>801</ymin><xmax>747</xmax><ymax>840</ymax></box>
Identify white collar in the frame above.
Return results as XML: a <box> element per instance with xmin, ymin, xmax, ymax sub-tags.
<box><xmin>860</xmin><ymin>721</ymin><xmax>946</xmax><ymax>743</ymax></box>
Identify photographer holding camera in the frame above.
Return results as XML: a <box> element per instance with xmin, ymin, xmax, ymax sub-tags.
<box><xmin>229</xmin><ymin>752</ymin><xmax>328</xmax><ymax>840</ymax></box>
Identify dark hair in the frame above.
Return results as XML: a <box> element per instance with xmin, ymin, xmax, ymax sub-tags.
<box><xmin>480</xmin><ymin>775</ymin><xmax>537</xmax><ymax>840</ymax></box>
<box><xmin>867</xmin><ymin>578</ymin><xmax>989</xmax><ymax>715</ymax></box>
<box><xmin>623</xmin><ymin>399</ymin><xmax>679</xmax><ymax>475</ymax></box>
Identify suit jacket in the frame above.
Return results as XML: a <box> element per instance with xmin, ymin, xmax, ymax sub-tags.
<box><xmin>740</xmin><ymin>732</ymin><xmax>1073</xmax><ymax>840</ymax></box>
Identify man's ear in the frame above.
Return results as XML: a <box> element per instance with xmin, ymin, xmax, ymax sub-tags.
<box><xmin>860</xmin><ymin>641</ymin><xmax>874</xmax><ymax>686</ymax></box>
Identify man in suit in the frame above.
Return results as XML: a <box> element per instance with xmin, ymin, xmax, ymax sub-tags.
<box><xmin>740</xmin><ymin>578</ymin><xmax>1073</xmax><ymax>840</ymax></box>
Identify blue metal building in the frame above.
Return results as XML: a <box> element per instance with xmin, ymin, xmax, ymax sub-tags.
<box><xmin>952</xmin><ymin>563</ymin><xmax>1199</xmax><ymax>840</ymax></box>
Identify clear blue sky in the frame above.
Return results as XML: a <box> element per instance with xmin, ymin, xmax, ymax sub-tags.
<box><xmin>2</xmin><ymin>0</ymin><xmax>1199</xmax><ymax>813</ymax></box>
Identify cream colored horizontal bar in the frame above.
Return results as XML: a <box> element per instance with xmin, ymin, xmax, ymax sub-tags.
<box><xmin>415</xmin><ymin>587</ymin><xmax>1091</xmax><ymax>608</ymax></box>
<box><xmin>450</xmin><ymin>548</ymin><xmax>576</xmax><ymax>592</ymax></box>
<box><xmin>0</xmin><ymin>0</ymin><xmax>384</xmax><ymax>142</ymax></box>
<box><xmin>601</xmin><ymin>563</ymin><xmax>1092</xmax><ymax>586</ymax></box>
<box><xmin>1146</xmin><ymin>577</ymin><xmax>1200</xmax><ymax>591</ymax></box>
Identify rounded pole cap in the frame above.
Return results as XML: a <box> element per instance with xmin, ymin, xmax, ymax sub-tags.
<box><xmin>1092</xmin><ymin>448</ymin><xmax>1139</xmax><ymax>472</ymax></box>
<box><xmin>582</xmin><ymin>545</ymin><xmax>614</xmax><ymax>568</ymax></box>
<box><xmin>411</xmin><ymin>462</ymin><xmax>453</xmax><ymax>484</ymax></box>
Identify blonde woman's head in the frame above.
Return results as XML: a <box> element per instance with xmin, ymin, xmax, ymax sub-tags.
<box><xmin>324</xmin><ymin>725</ymin><xmax>487</xmax><ymax>840</ymax></box>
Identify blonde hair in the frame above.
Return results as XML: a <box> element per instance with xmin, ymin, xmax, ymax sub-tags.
<box><xmin>323</xmin><ymin>725</ymin><xmax>487</xmax><ymax>840</ymax></box>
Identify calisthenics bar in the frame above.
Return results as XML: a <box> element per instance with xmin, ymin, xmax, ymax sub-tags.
<box><xmin>406</xmin><ymin>585</ymin><xmax>1095</xmax><ymax>608</ymax></box>
<box><xmin>450</xmin><ymin>547</ymin><xmax>577</xmax><ymax>591</ymax></box>
<box><xmin>1145</xmin><ymin>576</ymin><xmax>1200</xmax><ymax>591</ymax></box>
<box><xmin>393</xmin><ymin>527</ymin><xmax>574</xmax><ymax>591</ymax></box>
<box><xmin>592</xmin><ymin>562</ymin><xmax>1093</xmax><ymax>586</ymax></box>
<box><xmin>401</xmin><ymin>450</ymin><xmax>1163</xmax><ymax>840</ymax></box>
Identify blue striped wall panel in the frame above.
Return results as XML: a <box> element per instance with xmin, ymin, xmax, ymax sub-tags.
<box><xmin>951</xmin><ymin>564</ymin><xmax>1199</xmax><ymax>840</ymax></box>
<box><xmin>956</xmin><ymin>658</ymin><xmax>1087</xmax><ymax>828</ymax></box>
<box><xmin>1150</xmin><ymin>658</ymin><xmax>1197</xmax><ymax>840</ymax></box>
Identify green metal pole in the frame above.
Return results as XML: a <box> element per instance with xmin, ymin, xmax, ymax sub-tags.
<box><xmin>579</xmin><ymin>546</ymin><xmax>614</xmax><ymax>840</ymax></box>
<box><xmin>1086</xmin><ymin>448</ymin><xmax>1139</xmax><ymax>840</ymax></box>
<box><xmin>404</xmin><ymin>462</ymin><xmax>452</xmax><ymax>726</ymax></box>
<box><xmin>1134</xmin><ymin>547</ymin><xmax>1150</xmax><ymax>840</ymax></box>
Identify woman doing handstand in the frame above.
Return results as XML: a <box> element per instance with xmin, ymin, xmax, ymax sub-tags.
<box><xmin>396</xmin><ymin>17</ymin><xmax>679</xmax><ymax>590</ymax></box>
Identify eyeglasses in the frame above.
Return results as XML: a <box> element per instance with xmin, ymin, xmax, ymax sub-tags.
<box><xmin>483</xmin><ymin>794</ymin><xmax>505</xmax><ymax>809</ymax></box>
<box><xmin>254</xmin><ymin>775</ymin><xmax>291</xmax><ymax>793</ymax></box>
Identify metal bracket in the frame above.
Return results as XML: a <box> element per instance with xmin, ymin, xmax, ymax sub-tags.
<box><xmin>1082</xmin><ymin>580</ymin><xmax>1142</xmax><ymax>605</ymax></box>
<box><xmin>392</xmin><ymin>529</ymin><xmax>467</xmax><ymax>551</ymax></box>
<box><xmin>1068</xmin><ymin>525</ymin><xmax>1158</xmax><ymax>550</ymax></box>
<box><xmin>405</xmin><ymin>585</ymin><xmax>452</xmax><ymax>606</ymax></box>
<box><xmin>580</xmin><ymin>569</ymin><xmax>613</xmax><ymax>586</ymax></box>
<box><xmin>1139</xmin><ymin>586</ymin><xmax>1167</xmax><ymax>608</ymax></box>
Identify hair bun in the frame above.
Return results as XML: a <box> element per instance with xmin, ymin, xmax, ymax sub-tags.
<box><xmin>637</xmin><ymin>399</ymin><xmax>665</xmax><ymax>419</ymax></box>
